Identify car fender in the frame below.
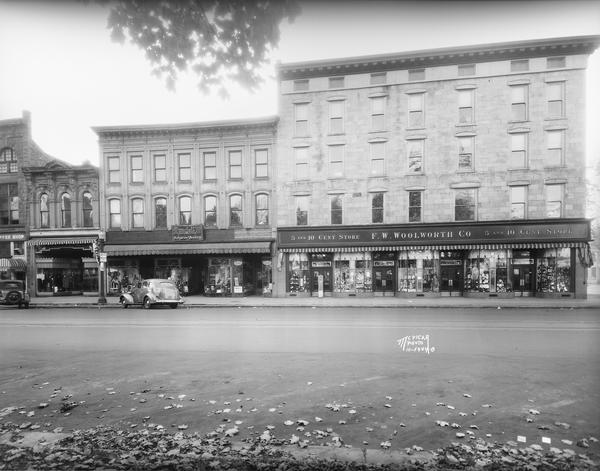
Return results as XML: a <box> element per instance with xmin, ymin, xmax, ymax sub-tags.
<box><xmin>120</xmin><ymin>293</ymin><xmax>134</xmax><ymax>304</ymax></box>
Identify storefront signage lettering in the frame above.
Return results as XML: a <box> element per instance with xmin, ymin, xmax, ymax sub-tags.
<box><xmin>312</xmin><ymin>261</ymin><xmax>332</xmax><ymax>268</ymax></box>
<box><xmin>374</xmin><ymin>261</ymin><xmax>395</xmax><ymax>267</ymax></box>
<box><xmin>0</xmin><ymin>233</ymin><xmax>26</xmax><ymax>241</ymax></box>
<box><xmin>278</xmin><ymin>220</ymin><xmax>589</xmax><ymax>247</ymax></box>
<box><xmin>172</xmin><ymin>225</ymin><xmax>204</xmax><ymax>241</ymax></box>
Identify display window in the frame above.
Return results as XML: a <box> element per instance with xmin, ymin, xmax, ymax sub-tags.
<box><xmin>398</xmin><ymin>250</ymin><xmax>439</xmax><ymax>293</ymax></box>
<box><xmin>311</xmin><ymin>253</ymin><xmax>333</xmax><ymax>292</ymax></box>
<box><xmin>373</xmin><ymin>252</ymin><xmax>395</xmax><ymax>292</ymax></box>
<box><xmin>465</xmin><ymin>250</ymin><xmax>509</xmax><ymax>293</ymax></box>
<box><xmin>287</xmin><ymin>253</ymin><xmax>309</xmax><ymax>293</ymax></box>
<box><xmin>333</xmin><ymin>252</ymin><xmax>372</xmax><ymax>293</ymax></box>
<box><xmin>107</xmin><ymin>258</ymin><xmax>141</xmax><ymax>294</ymax></box>
<box><xmin>536</xmin><ymin>248</ymin><xmax>571</xmax><ymax>293</ymax></box>
<box><xmin>207</xmin><ymin>257</ymin><xmax>232</xmax><ymax>295</ymax></box>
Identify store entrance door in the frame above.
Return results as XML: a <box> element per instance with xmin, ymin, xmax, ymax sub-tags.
<box><xmin>310</xmin><ymin>254</ymin><xmax>333</xmax><ymax>295</ymax></box>
<box><xmin>512</xmin><ymin>263</ymin><xmax>534</xmax><ymax>296</ymax></box>
<box><xmin>440</xmin><ymin>262</ymin><xmax>463</xmax><ymax>296</ymax></box>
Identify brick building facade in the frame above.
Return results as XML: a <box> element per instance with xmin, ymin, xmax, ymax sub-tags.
<box><xmin>273</xmin><ymin>35</ymin><xmax>599</xmax><ymax>298</ymax></box>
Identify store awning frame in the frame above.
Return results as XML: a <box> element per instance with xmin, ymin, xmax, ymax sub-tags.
<box><xmin>27</xmin><ymin>237</ymin><xmax>97</xmax><ymax>246</ymax></box>
<box><xmin>105</xmin><ymin>241</ymin><xmax>272</xmax><ymax>256</ymax></box>
<box><xmin>279</xmin><ymin>242</ymin><xmax>587</xmax><ymax>253</ymax></box>
<box><xmin>0</xmin><ymin>258</ymin><xmax>28</xmax><ymax>269</ymax></box>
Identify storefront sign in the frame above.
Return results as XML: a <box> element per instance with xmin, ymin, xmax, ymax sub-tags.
<box><xmin>172</xmin><ymin>225</ymin><xmax>204</xmax><ymax>241</ymax></box>
<box><xmin>374</xmin><ymin>260</ymin><xmax>395</xmax><ymax>267</ymax></box>
<box><xmin>440</xmin><ymin>260</ymin><xmax>462</xmax><ymax>266</ymax></box>
<box><xmin>312</xmin><ymin>261</ymin><xmax>332</xmax><ymax>268</ymax></box>
<box><xmin>0</xmin><ymin>233</ymin><xmax>26</xmax><ymax>241</ymax></box>
<box><xmin>278</xmin><ymin>219</ymin><xmax>590</xmax><ymax>247</ymax></box>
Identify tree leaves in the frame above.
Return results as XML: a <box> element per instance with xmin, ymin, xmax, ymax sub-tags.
<box><xmin>103</xmin><ymin>0</ymin><xmax>301</xmax><ymax>95</ymax></box>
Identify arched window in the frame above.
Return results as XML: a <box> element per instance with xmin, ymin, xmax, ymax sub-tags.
<box><xmin>255</xmin><ymin>193</ymin><xmax>269</xmax><ymax>226</ymax></box>
<box><xmin>229</xmin><ymin>194</ymin><xmax>242</xmax><ymax>227</ymax></box>
<box><xmin>178</xmin><ymin>196</ymin><xmax>192</xmax><ymax>225</ymax></box>
<box><xmin>82</xmin><ymin>192</ymin><xmax>93</xmax><ymax>227</ymax></box>
<box><xmin>155</xmin><ymin>197</ymin><xmax>167</xmax><ymax>229</ymax></box>
<box><xmin>109</xmin><ymin>198</ymin><xmax>121</xmax><ymax>229</ymax></box>
<box><xmin>0</xmin><ymin>147</ymin><xmax>17</xmax><ymax>173</ymax></box>
<box><xmin>131</xmin><ymin>198</ymin><xmax>144</xmax><ymax>228</ymax></box>
<box><xmin>40</xmin><ymin>193</ymin><xmax>49</xmax><ymax>228</ymax></box>
<box><xmin>204</xmin><ymin>195</ymin><xmax>217</xmax><ymax>227</ymax></box>
<box><xmin>61</xmin><ymin>193</ymin><xmax>71</xmax><ymax>228</ymax></box>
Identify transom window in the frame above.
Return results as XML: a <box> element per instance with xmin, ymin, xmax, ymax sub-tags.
<box><xmin>0</xmin><ymin>147</ymin><xmax>17</xmax><ymax>173</ymax></box>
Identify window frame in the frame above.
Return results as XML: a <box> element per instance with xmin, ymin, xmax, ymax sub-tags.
<box><xmin>108</xmin><ymin>198</ymin><xmax>121</xmax><ymax>229</ymax></box>
<box><xmin>228</xmin><ymin>149</ymin><xmax>242</xmax><ymax>180</ymax></box>
<box><xmin>457</xmin><ymin>136</ymin><xmax>474</xmax><ymax>171</ymax></box>
<box><xmin>371</xmin><ymin>192</ymin><xmax>384</xmax><ymax>224</ymax></box>
<box><xmin>293</xmin><ymin>79</ymin><xmax>309</xmax><ymax>92</ymax></box>
<box><xmin>454</xmin><ymin>188</ymin><xmax>477</xmax><ymax>221</ymax></box>
<box><xmin>255</xmin><ymin>193</ymin><xmax>269</xmax><ymax>227</ymax></box>
<box><xmin>370</xmin><ymin>72</ymin><xmax>386</xmax><ymax>85</ymax></box>
<box><xmin>408</xmin><ymin>190</ymin><xmax>422</xmax><ymax>223</ymax></box>
<box><xmin>82</xmin><ymin>191</ymin><xmax>93</xmax><ymax>227</ymax></box>
<box><xmin>330</xmin><ymin>195</ymin><xmax>343</xmax><ymax>225</ymax></box>
<box><xmin>153</xmin><ymin>154</ymin><xmax>167</xmax><ymax>182</ymax></box>
<box><xmin>370</xmin><ymin>141</ymin><xmax>385</xmax><ymax>176</ymax></box>
<box><xmin>458</xmin><ymin>64</ymin><xmax>476</xmax><ymax>76</ymax></box>
<box><xmin>0</xmin><ymin>183</ymin><xmax>19</xmax><ymax>226</ymax></box>
<box><xmin>178</xmin><ymin>195</ymin><xmax>192</xmax><ymax>226</ymax></box>
<box><xmin>294</xmin><ymin>102</ymin><xmax>309</xmax><ymax>137</ymax></box>
<box><xmin>254</xmin><ymin>148</ymin><xmax>269</xmax><ymax>179</ymax></box>
<box><xmin>510</xmin><ymin>85</ymin><xmax>528</xmax><ymax>122</ymax></box>
<box><xmin>40</xmin><ymin>193</ymin><xmax>49</xmax><ymax>228</ymax></box>
<box><xmin>229</xmin><ymin>194</ymin><xmax>243</xmax><ymax>227</ymax></box>
<box><xmin>407</xmin><ymin>139</ymin><xmax>424</xmax><ymax>174</ymax></box>
<box><xmin>510</xmin><ymin>186</ymin><xmax>527</xmax><ymax>219</ymax></box>
<box><xmin>178</xmin><ymin>153</ymin><xmax>192</xmax><ymax>181</ymax></box>
<box><xmin>329</xmin><ymin>100</ymin><xmax>345</xmax><ymax>134</ymax></box>
<box><xmin>154</xmin><ymin>197</ymin><xmax>168</xmax><ymax>229</ymax></box>
<box><xmin>0</xmin><ymin>147</ymin><xmax>17</xmax><ymax>174</ymax></box>
<box><xmin>510</xmin><ymin>133</ymin><xmax>528</xmax><ymax>169</ymax></box>
<box><xmin>131</xmin><ymin>197</ymin><xmax>144</xmax><ymax>229</ymax></box>
<box><xmin>328</xmin><ymin>144</ymin><xmax>344</xmax><ymax>178</ymax></box>
<box><xmin>295</xmin><ymin>196</ymin><xmax>309</xmax><ymax>226</ymax></box>
<box><xmin>328</xmin><ymin>76</ymin><xmax>345</xmax><ymax>89</ymax></box>
<box><xmin>130</xmin><ymin>154</ymin><xmax>143</xmax><ymax>183</ymax></box>
<box><xmin>511</xmin><ymin>59</ymin><xmax>529</xmax><ymax>72</ymax></box>
<box><xmin>546</xmin><ymin>129</ymin><xmax>564</xmax><ymax>167</ymax></box>
<box><xmin>545</xmin><ymin>184</ymin><xmax>564</xmax><ymax>218</ymax></box>
<box><xmin>204</xmin><ymin>195</ymin><xmax>217</xmax><ymax>227</ymax></box>
<box><xmin>458</xmin><ymin>89</ymin><xmax>474</xmax><ymax>124</ymax></box>
<box><xmin>407</xmin><ymin>93</ymin><xmax>424</xmax><ymax>128</ymax></box>
<box><xmin>408</xmin><ymin>68</ymin><xmax>425</xmax><ymax>81</ymax></box>
<box><xmin>107</xmin><ymin>155</ymin><xmax>121</xmax><ymax>184</ymax></box>
<box><xmin>547</xmin><ymin>81</ymin><xmax>565</xmax><ymax>118</ymax></box>
<box><xmin>61</xmin><ymin>193</ymin><xmax>72</xmax><ymax>228</ymax></box>
<box><xmin>294</xmin><ymin>147</ymin><xmax>309</xmax><ymax>180</ymax></box>
<box><xmin>370</xmin><ymin>96</ymin><xmax>385</xmax><ymax>130</ymax></box>
<box><xmin>203</xmin><ymin>151</ymin><xmax>217</xmax><ymax>181</ymax></box>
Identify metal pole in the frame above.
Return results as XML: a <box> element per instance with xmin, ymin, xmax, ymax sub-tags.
<box><xmin>97</xmin><ymin>234</ymin><xmax>107</xmax><ymax>304</ymax></box>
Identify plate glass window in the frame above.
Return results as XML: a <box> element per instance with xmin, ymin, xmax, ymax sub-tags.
<box><xmin>408</xmin><ymin>93</ymin><xmax>424</xmax><ymax>128</ymax></box>
<box><xmin>371</xmin><ymin>192</ymin><xmax>384</xmax><ymax>223</ymax></box>
<box><xmin>455</xmin><ymin>189</ymin><xmax>476</xmax><ymax>221</ymax></box>
<box><xmin>510</xmin><ymin>186</ymin><xmax>527</xmax><ymax>219</ymax></box>
<box><xmin>294</xmin><ymin>103</ymin><xmax>308</xmax><ymax>136</ymax></box>
<box><xmin>131</xmin><ymin>198</ymin><xmax>144</xmax><ymax>228</ymax></box>
<box><xmin>154</xmin><ymin>154</ymin><xmax>166</xmax><ymax>182</ymax></box>
<box><xmin>255</xmin><ymin>194</ymin><xmax>269</xmax><ymax>226</ymax></box>
<box><xmin>255</xmin><ymin>149</ymin><xmax>268</xmax><ymax>178</ymax></box>
<box><xmin>510</xmin><ymin>133</ymin><xmax>527</xmax><ymax>168</ymax></box>
<box><xmin>407</xmin><ymin>139</ymin><xmax>423</xmax><ymax>173</ymax></box>
<box><xmin>179</xmin><ymin>196</ymin><xmax>192</xmax><ymax>225</ymax></box>
<box><xmin>82</xmin><ymin>191</ymin><xmax>93</xmax><ymax>227</ymax></box>
<box><xmin>178</xmin><ymin>153</ymin><xmax>191</xmax><ymax>181</ymax></box>
<box><xmin>370</xmin><ymin>142</ymin><xmax>385</xmax><ymax>176</ymax></box>
<box><xmin>229</xmin><ymin>150</ymin><xmax>242</xmax><ymax>179</ymax></box>
<box><xmin>204</xmin><ymin>152</ymin><xmax>217</xmax><ymax>180</ymax></box>
<box><xmin>229</xmin><ymin>195</ymin><xmax>242</xmax><ymax>226</ymax></box>
<box><xmin>329</xmin><ymin>145</ymin><xmax>344</xmax><ymax>178</ymax></box>
<box><xmin>155</xmin><ymin>198</ymin><xmax>167</xmax><ymax>229</ymax></box>
<box><xmin>546</xmin><ymin>184</ymin><xmax>563</xmax><ymax>218</ymax></box>
<box><xmin>330</xmin><ymin>195</ymin><xmax>343</xmax><ymax>225</ymax></box>
<box><xmin>109</xmin><ymin>199</ymin><xmax>121</xmax><ymax>228</ymax></box>
<box><xmin>204</xmin><ymin>196</ymin><xmax>217</xmax><ymax>227</ymax></box>
<box><xmin>511</xmin><ymin>85</ymin><xmax>528</xmax><ymax>121</ymax></box>
<box><xmin>329</xmin><ymin>100</ymin><xmax>344</xmax><ymax>134</ymax></box>
<box><xmin>130</xmin><ymin>155</ymin><xmax>143</xmax><ymax>183</ymax></box>
<box><xmin>546</xmin><ymin>130</ymin><xmax>564</xmax><ymax>166</ymax></box>
<box><xmin>547</xmin><ymin>82</ymin><xmax>564</xmax><ymax>118</ymax></box>
<box><xmin>296</xmin><ymin>196</ymin><xmax>308</xmax><ymax>226</ymax></box>
<box><xmin>458</xmin><ymin>136</ymin><xmax>473</xmax><ymax>170</ymax></box>
<box><xmin>408</xmin><ymin>191</ymin><xmax>422</xmax><ymax>222</ymax></box>
<box><xmin>458</xmin><ymin>89</ymin><xmax>474</xmax><ymax>124</ymax></box>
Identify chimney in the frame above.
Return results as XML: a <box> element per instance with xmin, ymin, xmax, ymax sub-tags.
<box><xmin>22</xmin><ymin>110</ymin><xmax>32</xmax><ymax>140</ymax></box>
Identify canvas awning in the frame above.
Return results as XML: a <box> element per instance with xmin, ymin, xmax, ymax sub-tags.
<box><xmin>27</xmin><ymin>237</ymin><xmax>96</xmax><ymax>246</ymax></box>
<box><xmin>105</xmin><ymin>241</ymin><xmax>272</xmax><ymax>256</ymax></box>
<box><xmin>278</xmin><ymin>242</ymin><xmax>587</xmax><ymax>252</ymax></box>
<box><xmin>0</xmin><ymin>258</ymin><xmax>28</xmax><ymax>269</ymax></box>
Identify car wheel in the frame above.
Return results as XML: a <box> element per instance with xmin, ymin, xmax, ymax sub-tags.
<box><xmin>23</xmin><ymin>303</ymin><xmax>30</xmax><ymax>309</ymax></box>
<box><xmin>143</xmin><ymin>297</ymin><xmax>152</xmax><ymax>309</ymax></box>
<box><xmin>120</xmin><ymin>297</ymin><xmax>129</xmax><ymax>308</ymax></box>
<box><xmin>169</xmin><ymin>303</ymin><xmax>178</xmax><ymax>309</ymax></box>
<box><xmin>6</xmin><ymin>291</ymin><xmax>21</xmax><ymax>305</ymax></box>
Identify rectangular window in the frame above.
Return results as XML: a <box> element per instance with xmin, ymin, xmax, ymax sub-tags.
<box><xmin>178</xmin><ymin>153</ymin><xmax>191</xmax><ymax>181</ymax></box>
<box><xmin>296</xmin><ymin>196</ymin><xmax>308</xmax><ymax>226</ymax></box>
<box><xmin>546</xmin><ymin>184</ymin><xmax>563</xmax><ymax>218</ymax></box>
<box><xmin>408</xmin><ymin>191</ymin><xmax>422</xmax><ymax>222</ymax></box>
<box><xmin>130</xmin><ymin>155</ymin><xmax>143</xmax><ymax>183</ymax></box>
<box><xmin>408</xmin><ymin>93</ymin><xmax>424</xmax><ymax>128</ymax></box>
<box><xmin>408</xmin><ymin>68</ymin><xmax>425</xmax><ymax>81</ymax></box>
<box><xmin>370</xmin><ymin>141</ymin><xmax>385</xmax><ymax>176</ymax></box>
<box><xmin>328</xmin><ymin>145</ymin><xmax>344</xmax><ymax>178</ymax></box>
<box><xmin>293</xmin><ymin>79</ymin><xmax>308</xmax><ymax>91</ymax></box>
<box><xmin>547</xmin><ymin>130</ymin><xmax>564</xmax><ymax>166</ymax></box>
<box><xmin>108</xmin><ymin>156</ymin><xmax>121</xmax><ymax>184</ymax></box>
<box><xmin>255</xmin><ymin>194</ymin><xmax>269</xmax><ymax>226</ymax></box>
<box><xmin>458</xmin><ymin>64</ymin><xmax>476</xmax><ymax>76</ymax></box>
<box><xmin>510</xmin><ymin>133</ymin><xmax>527</xmax><ymax>168</ymax></box>
<box><xmin>255</xmin><ymin>149</ymin><xmax>268</xmax><ymax>178</ymax></box>
<box><xmin>511</xmin><ymin>85</ymin><xmax>528</xmax><ymax>121</ymax></box>
<box><xmin>330</xmin><ymin>195</ymin><xmax>343</xmax><ymax>225</ymax></box>
<box><xmin>153</xmin><ymin>154</ymin><xmax>166</xmax><ymax>182</ymax></box>
<box><xmin>294</xmin><ymin>103</ymin><xmax>308</xmax><ymax>136</ymax></box>
<box><xmin>0</xmin><ymin>183</ymin><xmax>19</xmax><ymax>225</ymax></box>
<box><xmin>179</xmin><ymin>196</ymin><xmax>192</xmax><ymax>225</ymax></box>
<box><xmin>547</xmin><ymin>56</ymin><xmax>566</xmax><ymax>69</ymax></box>
<box><xmin>329</xmin><ymin>100</ymin><xmax>344</xmax><ymax>134</ymax></box>
<box><xmin>407</xmin><ymin>139</ymin><xmax>424</xmax><ymax>173</ymax></box>
<box><xmin>511</xmin><ymin>59</ymin><xmax>529</xmax><ymax>72</ymax></box>
<box><xmin>294</xmin><ymin>147</ymin><xmax>309</xmax><ymax>180</ymax></box>
<box><xmin>370</xmin><ymin>72</ymin><xmax>386</xmax><ymax>85</ymax></box>
<box><xmin>455</xmin><ymin>188</ymin><xmax>476</xmax><ymax>221</ymax></box>
<box><xmin>329</xmin><ymin>76</ymin><xmax>344</xmax><ymax>89</ymax></box>
<box><xmin>155</xmin><ymin>198</ymin><xmax>167</xmax><ymax>229</ymax></box>
<box><xmin>511</xmin><ymin>186</ymin><xmax>527</xmax><ymax>219</ymax></box>
<box><xmin>458</xmin><ymin>136</ymin><xmax>473</xmax><ymax>171</ymax></box>
<box><xmin>40</xmin><ymin>194</ymin><xmax>49</xmax><ymax>228</ymax></box>
<box><xmin>371</xmin><ymin>192</ymin><xmax>384</xmax><ymax>223</ymax></box>
<box><xmin>370</xmin><ymin>96</ymin><xmax>385</xmax><ymax>130</ymax></box>
<box><xmin>204</xmin><ymin>152</ymin><xmax>217</xmax><ymax>180</ymax></box>
<box><xmin>131</xmin><ymin>198</ymin><xmax>144</xmax><ymax>228</ymax></box>
<box><xmin>229</xmin><ymin>150</ymin><xmax>242</xmax><ymax>179</ymax></box>
<box><xmin>458</xmin><ymin>89</ymin><xmax>474</xmax><ymax>124</ymax></box>
<box><xmin>109</xmin><ymin>199</ymin><xmax>121</xmax><ymax>228</ymax></box>
<box><xmin>547</xmin><ymin>82</ymin><xmax>564</xmax><ymax>118</ymax></box>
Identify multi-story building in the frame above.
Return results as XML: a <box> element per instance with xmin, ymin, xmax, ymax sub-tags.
<box><xmin>273</xmin><ymin>35</ymin><xmax>599</xmax><ymax>298</ymax></box>
<box><xmin>93</xmin><ymin>118</ymin><xmax>277</xmax><ymax>297</ymax></box>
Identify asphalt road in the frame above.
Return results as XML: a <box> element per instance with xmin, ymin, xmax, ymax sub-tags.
<box><xmin>1</xmin><ymin>306</ymin><xmax>599</xmax><ymax>452</ymax></box>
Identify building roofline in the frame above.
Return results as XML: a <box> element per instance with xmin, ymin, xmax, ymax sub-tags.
<box><xmin>92</xmin><ymin>115</ymin><xmax>279</xmax><ymax>136</ymax></box>
<box><xmin>278</xmin><ymin>35</ymin><xmax>600</xmax><ymax>80</ymax></box>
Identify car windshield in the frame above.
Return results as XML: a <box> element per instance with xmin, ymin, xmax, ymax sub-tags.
<box><xmin>157</xmin><ymin>282</ymin><xmax>177</xmax><ymax>289</ymax></box>
<box><xmin>1</xmin><ymin>282</ymin><xmax>22</xmax><ymax>289</ymax></box>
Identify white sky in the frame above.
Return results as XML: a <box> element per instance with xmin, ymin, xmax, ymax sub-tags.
<box><xmin>1</xmin><ymin>0</ymin><xmax>599</xmax><ymax>170</ymax></box>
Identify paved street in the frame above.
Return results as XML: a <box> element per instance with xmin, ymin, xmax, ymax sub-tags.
<box><xmin>1</xmin><ymin>306</ymin><xmax>599</xmax><ymax>454</ymax></box>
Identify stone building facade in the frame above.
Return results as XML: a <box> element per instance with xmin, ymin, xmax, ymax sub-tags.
<box><xmin>93</xmin><ymin>118</ymin><xmax>277</xmax><ymax>297</ymax></box>
<box><xmin>273</xmin><ymin>35</ymin><xmax>599</xmax><ymax>298</ymax></box>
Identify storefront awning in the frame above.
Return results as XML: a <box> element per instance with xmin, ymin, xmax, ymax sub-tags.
<box><xmin>105</xmin><ymin>241</ymin><xmax>272</xmax><ymax>256</ymax></box>
<box><xmin>27</xmin><ymin>237</ymin><xmax>97</xmax><ymax>246</ymax></box>
<box><xmin>0</xmin><ymin>258</ymin><xmax>28</xmax><ymax>269</ymax></box>
<box><xmin>279</xmin><ymin>242</ymin><xmax>587</xmax><ymax>252</ymax></box>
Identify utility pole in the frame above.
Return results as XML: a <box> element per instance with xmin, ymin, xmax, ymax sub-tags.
<box><xmin>97</xmin><ymin>231</ymin><xmax>107</xmax><ymax>304</ymax></box>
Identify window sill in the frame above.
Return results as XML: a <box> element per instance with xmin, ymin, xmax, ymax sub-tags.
<box><xmin>129</xmin><ymin>182</ymin><xmax>144</xmax><ymax>186</ymax></box>
<box><xmin>455</xmin><ymin>123</ymin><xmax>477</xmax><ymax>127</ymax></box>
<box><xmin>254</xmin><ymin>176</ymin><xmax>270</xmax><ymax>181</ymax></box>
<box><xmin>405</xmin><ymin>172</ymin><xmax>425</xmax><ymax>176</ymax></box>
<box><xmin>508</xmin><ymin>120</ymin><xmax>530</xmax><ymax>125</ymax></box>
<box><xmin>177</xmin><ymin>180</ymin><xmax>192</xmax><ymax>184</ymax></box>
<box><xmin>543</xmin><ymin>165</ymin><xmax>567</xmax><ymax>170</ymax></box>
<box><xmin>368</xmin><ymin>129</ymin><xmax>387</xmax><ymax>133</ymax></box>
<box><xmin>406</xmin><ymin>127</ymin><xmax>426</xmax><ymax>131</ymax></box>
<box><xmin>154</xmin><ymin>180</ymin><xmax>168</xmax><ymax>184</ymax></box>
<box><xmin>294</xmin><ymin>134</ymin><xmax>311</xmax><ymax>138</ymax></box>
<box><xmin>328</xmin><ymin>133</ymin><xmax>346</xmax><ymax>137</ymax></box>
<box><xmin>508</xmin><ymin>167</ymin><xmax>530</xmax><ymax>171</ymax></box>
<box><xmin>457</xmin><ymin>169</ymin><xmax>475</xmax><ymax>174</ymax></box>
<box><xmin>203</xmin><ymin>179</ymin><xmax>218</xmax><ymax>183</ymax></box>
<box><xmin>544</xmin><ymin>116</ymin><xmax>566</xmax><ymax>121</ymax></box>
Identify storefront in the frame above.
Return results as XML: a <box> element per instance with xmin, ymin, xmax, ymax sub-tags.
<box><xmin>276</xmin><ymin>219</ymin><xmax>593</xmax><ymax>298</ymax></box>
<box><xmin>0</xmin><ymin>231</ymin><xmax>27</xmax><ymax>282</ymax></box>
<box><xmin>104</xmin><ymin>228</ymin><xmax>273</xmax><ymax>297</ymax></box>
<box><xmin>28</xmin><ymin>235</ymin><xmax>99</xmax><ymax>296</ymax></box>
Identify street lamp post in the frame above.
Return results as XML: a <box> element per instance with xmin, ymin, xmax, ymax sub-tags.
<box><xmin>97</xmin><ymin>231</ymin><xmax>107</xmax><ymax>305</ymax></box>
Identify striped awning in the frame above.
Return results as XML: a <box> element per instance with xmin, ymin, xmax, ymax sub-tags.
<box><xmin>0</xmin><ymin>258</ymin><xmax>28</xmax><ymax>269</ymax></box>
<box><xmin>105</xmin><ymin>241</ymin><xmax>272</xmax><ymax>256</ymax></box>
<box><xmin>279</xmin><ymin>242</ymin><xmax>586</xmax><ymax>253</ymax></box>
<box><xmin>27</xmin><ymin>237</ymin><xmax>97</xmax><ymax>246</ymax></box>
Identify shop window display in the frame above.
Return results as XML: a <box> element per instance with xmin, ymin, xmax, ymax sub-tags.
<box><xmin>398</xmin><ymin>258</ymin><xmax>417</xmax><ymax>292</ymax></box>
<box><xmin>537</xmin><ymin>248</ymin><xmax>571</xmax><ymax>293</ymax></box>
<box><xmin>333</xmin><ymin>253</ymin><xmax>372</xmax><ymax>293</ymax></box>
<box><xmin>398</xmin><ymin>251</ymin><xmax>439</xmax><ymax>293</ymax></box>
<box><xmin>107</xmin><ymin>259</ymin><xmax>141</xmax><ymax>294</ymax></box>
<box><xmin>288</xmin><ymin>253</ymin><xmax>309</xmax><ymax>293</ymax></box>
<box><xmin>206</xmin><ymin>258</ymin><xmax>232</xmax><ymax>295</ymax></box>
<box><xmin>465</xmin><ymin>250</ymin><xmax>510</xmax><ymax>293</ymax></box>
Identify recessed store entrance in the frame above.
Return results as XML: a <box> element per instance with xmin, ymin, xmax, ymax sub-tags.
<box><xmin>512</xmin><ymin>252</ymin><xmax>535</xmax><ymax>296</ymax></box>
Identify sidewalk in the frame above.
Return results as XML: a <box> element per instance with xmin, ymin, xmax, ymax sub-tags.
<box><xmin>28</xmin><ymin>290</ymin><xmax>600</xmax><ymax>309</ymax></box>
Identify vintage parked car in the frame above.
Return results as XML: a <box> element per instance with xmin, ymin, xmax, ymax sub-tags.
<box><xmin>119</xmin><ymin>279</ymin><xmax>184</xmax><ymax>309</ymax></box>
<box><xmin>0</xmin><ymin>280</ymin><xmax>30</xmax><ymax>309</ymax></box>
